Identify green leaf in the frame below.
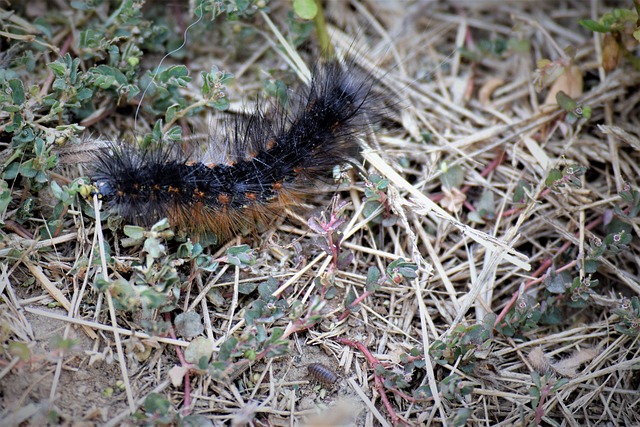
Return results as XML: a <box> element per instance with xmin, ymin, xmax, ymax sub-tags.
<box><xmin>556</xmin><ymin>91</ymin><xmax>577</xmax><ymax>112</ymax></box>
<box><xmin>165</xmin><ymin>125</ymin><xmax>182</xmax><ymax>142</ymax></box>
<box><xmin>235</xmin><ymin>0</ymin><xmax>250</xmax><ymax>12</ymax></box>
<box><xmin>540</xmin><ymin>306</ymin><xmax>563</xmax><ymax>325</ymax></box>
<box><xmin>578</xmin><ymin>19</ymin><xmax>611</xmax><ymax>33</ymax></box>
<box><xmin>174</xmin><ymin>312</ymin><xmax>204</xmax><ymax>338</ymax></box>
<box><xmin>545</xmin><ymin>168</ymin><xmax>563</xmax><ymax>187</ymax></box>
<box><xmin>158</xmin><ymin>65</ymin><xmax>190</xmax><ymax>85</ymax></box>
<box><xmin>151</xmin><ymin>119</ymin><xmax>163</xmax><ymax>143</ymax></box>
<box><xmin>584</xmin><ymin>258</ymin><xmax>599</xmax><ymax>274</ymax></box>
<box><xmin>150</xmin><ymin>217</ymin><xmax>171</xmax><ymax>233</ymax></box>
<box><xmin>551</xmin><ymin>378</ymin><xmax>569</xmax><ymax>392</ymax></box>
<box><xmin>258</xmin><ymin>278</ymin><xmax>279</xmax><ymax>300</ymax></box>
<box><xmin>453</xmin><ymin>408</ymin><xmax>473</xmax><ymax>427</ymax></box>
<box><xmin>8</xmin><ymin>79</ymin><xmax>25</xmax><ymax>105</ymax></box>
<box><xmin>52</xmin><ymin>78</ymin><xmax>67</xmax><ymax>91</ymax></box>
<box><xmin>268</xmin><ymin>327</ymin><xmax>284</xmax><ymax>343</ymax></box>
<box><xmin>143</xmin><ymin>393</ymin><xmax>170</xmax><ymax>415</ymax></box>
<box><xmin>95</xmin><ymin>65</ymin><xmax>127</xmax><ymax>84</ymax></box>
<box><xmin>226</xmin><ymin>244</ymin><xmax>256</xmax><ymax>268</ymax></box>
<box><xmin>0</xmin><ymin>180</ymin><xmax>11</xmax><ymax>214</ymax></box>
<box><xmin>387</xmin><ymin>258</ymin><xmax>419</xmax><ymax>280</ymax></box>
<box><xmin>76</xmin><ymin>87</ymin><xmax>93</xmax><ymax>101</ymax></box>
<box><xmin>123</xmin><ymin>225</ymin><xmax>145</xmax><ymax>240</ymax></box>
<box><xmin>544</xmin><ymin>271</ymin><xmax>569</xmax><ymax>294</ymax></box>
<box><xmin>196</xmin><ymin>256</ymin><xmax>218</xmax><ymax>272</ymax></box>
<box><xmin>365</xmin><ymin>266</ymin><xmax>381</xmax><ymax>292</ymax></box>
<box><xmin>293</xmin><ymin>0</ymin><xmax>318</xmax><ymax>20</ymax></box>
<box><xmin>218</xmin><ymin>336</ymin><xmax>238</xmax><ymax>361</ymax></box>
<box><xmin>47</xmin><ymin>61</ymin><xmax>66</xmax><ymax>78</ymax></box>
<box><xmin>143</xmin><ymin>237</ymin><xmax>165</xmax><ymax>258</ymax></box>
<box><xmin>208</xmin><ymin>96</ymin><xmax>229</xmax><ymax>110</ymax></box>
<box><xmin>50</xmin><ymin>180</ymin><xmax>63</xmax><ymax>200</ymax></box>
<box><xmin>238</xmin><ymin>282</ymin><xmax>258</xmax><ymax>295</ymax></box>
<box><xmin>165</xmin><ymin>103</ymin><xmax>180</xmax><ymax>123</ymax></box>
<box><xmin>439</xmin><ymin>162</ymin><xmax>464</xmax><ymax>190</ymax></box>
<box><xmin>531</xmin><ymin>371</ymin><xmax>542</xmax><ymax>389</ymax></box>
<box><xmin>18</xmin><ymin>160</ymin><xmax>38</xmax><ymax>178</ymax></box>
<box><xmin>344</xmin><ymin>287</ymin><xmax>358</xmax><ymax>310</ymax></box>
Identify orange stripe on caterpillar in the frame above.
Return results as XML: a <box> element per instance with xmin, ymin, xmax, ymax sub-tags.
<box><xmin>92</xmin><ymin>60</ymin><xmax>381</xmax><ymax>239</ymax></box>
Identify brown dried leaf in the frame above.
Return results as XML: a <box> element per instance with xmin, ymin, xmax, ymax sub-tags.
<box><xmin>543</xmin><ymin>65</ymin><xmax>583</xmax><ymax>107</ymax></box>
<box><xmin>478</xmin><ymin>78</ymin><xmax>505</xmax><ymax>105</ymax></box>
<box><xmin>602</xmin><ymin>33</ymin><xmax>621</xmax><ymax>72</ymax></box>
<box><xmin>439</xmin><ymin>187</ymin><xmax>466</xmax><ymax>213</ymax></box>
<box><xmin>168</xmin><ymin>365</ymin><xmax>189</xmax><ymax>387</ymax></box>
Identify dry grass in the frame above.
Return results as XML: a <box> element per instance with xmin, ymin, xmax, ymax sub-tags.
<box><xmin>2</xmin><ymin>1</ymin><xmax>640</xmax><ymax>426</ymax></box>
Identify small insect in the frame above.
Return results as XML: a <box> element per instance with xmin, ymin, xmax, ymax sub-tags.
<box><xmin>307</xmin><ymin>363</ymin><xmax>338</xmax><ymax>386</ymax></box>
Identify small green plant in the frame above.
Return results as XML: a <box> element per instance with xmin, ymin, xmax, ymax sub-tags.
<box><xmin>528</xmin><ymin>372</ymin><xmax>569</xmax><ymax>425</ymax></box>
<box><xmin>558</xmin><ymin>179</ymin><xmax>634</xmax><ymax>270</ymax></box>
<box><xmin>458</xmin><ymin>35</ymin><xmax>530</xmax><ymax>62</ymax></box>
<box><xmin>198</xmin><ymin>0</ymin><xmax>269</xmax><ymax>21</ymax></box>
<box><xmin>496</xmin><ymin>174</ymin><xmax>640</xmax><ymax>339</ymax></box>
<box><xmin>440</xmin><ymin>373</ymin><xmax>474</xmax><ymax>401</ymax></box>
<box><xmin>613</xmin><ymin>296</ymin><xmax>640</xmax><ymax>337</ymax></box>
<box><xmin>130</xmin><ymin>392</ymin><xmax>209</xmax><ymax>426</ymax></box>
<box><xmin>495</xmin><ymin>292</ymin><xmax>543</xmax><ymax>337</ymax></box>
<box><xmin>207</xmin><ymin>279</ymin><xmax>328</xmax><ymax>380</ymax></box>
<box><xmin>430</xmin><ymin>317</ymin><xmax>493</xmax><ymax>373</ymax></box>
<box><xmin>615</xmin><ymin>182</ymin><xmax>640</xmax><ymax>218</ymax></box>
<box><xmin>93</xmin><ymin>219</ymin><xmax>250</xmax><ymax>334</ymax></box>
<box><xmin>545</xmin><ymin>164</ymin><xmax>587</xmax><ymax>192</ymax></box>
<box><xmin>363</xmin><ymin>173</ymin><xmax>395</xmax><ymax>225</ymax></box>
<box><xmin>0</xmin><ymin>0</ymin><xmax>241</xmax><ymax>241</ymax></box>
<box><xmin>555</xmin><ymin>91</ymin><xmax>592</xmax><ymax>123</ymax></box>
<box><xmin>338</xmin><ymin>338</ymin><xmax>431</xmax><ymax>425</ymax></box>
<box><xmin>341</xmin><ymin>258</ymin><xmax>417</xmax><ymax>320</ymax></box>
<box><xmin>579</xmin><ymin>6</ymin><xmax>640</xmax><ymax>71</ymax></box>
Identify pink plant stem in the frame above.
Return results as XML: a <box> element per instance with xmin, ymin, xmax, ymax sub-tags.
<box><xmin>337</xmin><ymin>338</ymin><xmax>409</xmax><ymax>426</ymax></box>
<box><xmin>337</xmin><ymin>290</ymin><xmax>373</xmax><ymax>321</ymax></box>
<box><xmin>535</xmin><ymin>385</ymin><xmax>551</xmax><ymax>424</ymax></box>
<box><xmin>40</xmin><ymin>33</ymin><xmax>74</xmax><ymax>97</ymax></box>
<box><xmin>165</xmin><ymin>313</ymin><xmax>191</xmax><ymax>415</ymax></box>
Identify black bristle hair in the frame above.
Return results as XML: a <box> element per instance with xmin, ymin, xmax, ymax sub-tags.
<box><xmin>92</xmin><ymin>58</ymin><xmax>381</xmax><ymax>239</ymax></box>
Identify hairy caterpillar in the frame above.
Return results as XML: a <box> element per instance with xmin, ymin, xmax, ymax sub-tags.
<box><xmin>92</xmin><ymin>60</ymin><xmax>380</xmax><ymax>239</ymax></box>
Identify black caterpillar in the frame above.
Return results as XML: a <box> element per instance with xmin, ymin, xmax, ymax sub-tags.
<box><xmin>92</xmin><ymin>60</ymin><xmax>380</xmax><ymax>239</ymax></box>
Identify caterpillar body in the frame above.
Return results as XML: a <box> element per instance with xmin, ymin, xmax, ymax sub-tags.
<box><xmin>92</xmin><ymin>60</ymin><xmax>379</xmax><ymax>239</ymax></box>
